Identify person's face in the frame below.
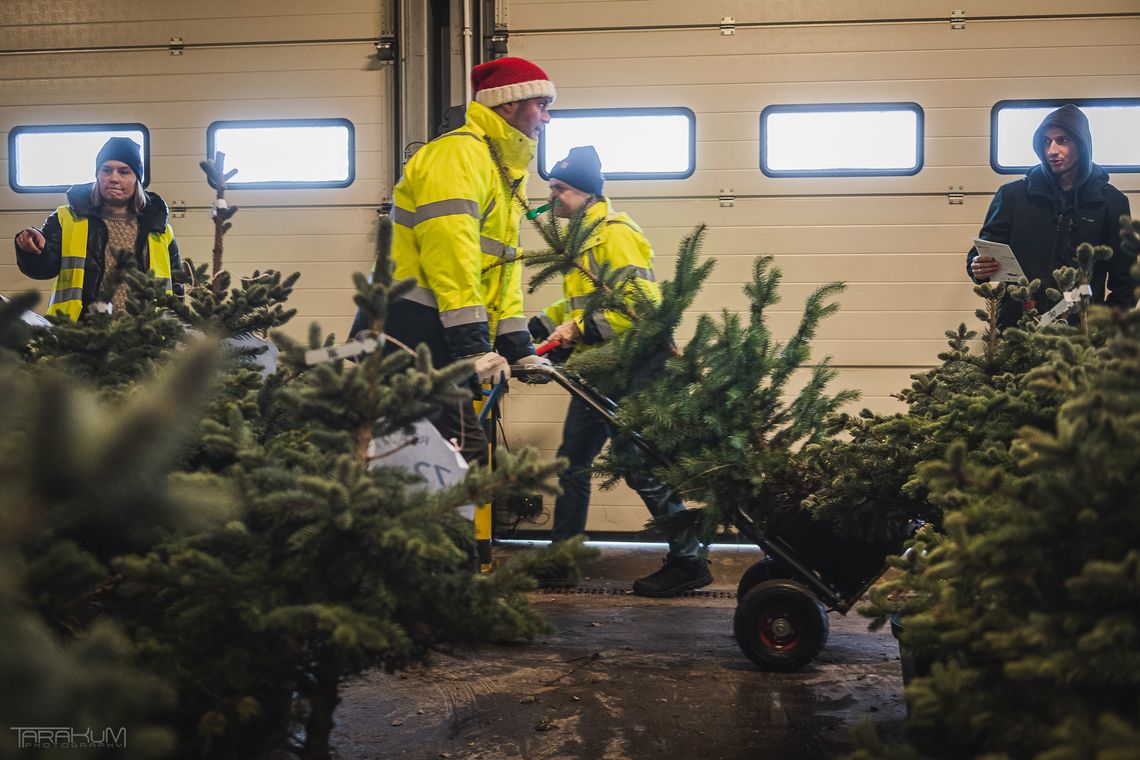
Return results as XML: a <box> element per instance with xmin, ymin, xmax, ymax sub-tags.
<box><xmin>97</xmin><ymin>160</ymin><xmax>138</xmax><ymax>206</ymax></box>
<box><xmin>496</xmin><ymin>97</ymin><xmax>551</xmax><ymax>139</ymax></box>
<box><xmin>1041</xmin><ymin>127</ymin><xmax>1080</xmax><ymax>180</ymax></box>
<box><xmin>548</xmin><ymin>178</ymin><xmax>592</xmax><ymax>218</ymax></box>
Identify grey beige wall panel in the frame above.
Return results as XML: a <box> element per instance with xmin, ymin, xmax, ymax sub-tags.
<box><xmin>0</xmin><ymin>0</ymin><xmax>380</xmax><ymax>48</ymax></box>
<box><xmin>510</xmin><ymin>0</ymin><xmax>1140</xmax><ymax>28</ymax></box>
<box><xmin>2</xmin><ymin>0</ymin><xmax>1138</xmax><ymax>534</ymax></box>
<box><xmin>505</xmin><ymin>2</ymin><xmax>1140</xmax><ymax>533</ymax></box>
<box><xmin>0</xmin><ymin>0</ymin><xmax>390</xmax><ymax>344</ymax></box>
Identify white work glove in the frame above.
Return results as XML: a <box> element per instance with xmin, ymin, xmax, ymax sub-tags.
<box><xmin>514</xmin><ymin>353</ymin><xmax>553</xmax><ymax>384</ymax></box>
<box><xmin>472</xmin><ymin>351</ymin><xmax>510</xmax><ymax>384</ymax></box>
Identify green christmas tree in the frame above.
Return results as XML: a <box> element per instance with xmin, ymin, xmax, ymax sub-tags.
<box><xmin>105</xmin><ymin>184</ymin><xmax>576</xmax><ymax>758</ymax></box>
<box><xmin>846</xmin><ymin>217</ymin><xmax>1140</xmax><ymax>759</ymax></box>
<box><xmin>805</xmin><ymin>243</ymin><xmax>1118</xmax><ymax>540</ymax></box>
<box><xmin>2</xmin><ymin>156</ymin><xmax>587</xmax><ymax>760</ymax></box>
<box><xmin>26</xmin><ymin>250</ymin><xmax>188</xmax><ymax>393</ymax></box>
<box><xmin>854</xmin><ymin>316</ymin><xmax>1140</xmax><ymax>757</ymax></box>
<box><xmin>537</xmin><ymin>222</ymin><xmax>857</xmax><ymax>544</ymax></box>
<box><xmin>0</xmin><ymin>306</ymin><xmax>228</xmax><ymax>758</ymax></box>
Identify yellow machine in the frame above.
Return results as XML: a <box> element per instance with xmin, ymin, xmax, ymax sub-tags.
<box><xmin>471</xmin><ymin>381</ymin><xmax>507</xmax><ymax>573</ymax></box>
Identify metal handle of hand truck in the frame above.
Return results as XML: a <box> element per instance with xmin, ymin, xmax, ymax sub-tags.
<box><xmin>509</xmin><ymin>363</ymin><xmax>671</xmax><ymax>468</ymax></box>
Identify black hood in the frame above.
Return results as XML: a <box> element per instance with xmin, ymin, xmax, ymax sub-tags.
<box><xmin>1032</xmin><ymin>103</ymin><xmax>1093</xmax><ymax>185</ymax></box>
<box><xmin>64</xmin><ymin>182</ymin><xmax>170</xmax><ymax>233</ymax></box>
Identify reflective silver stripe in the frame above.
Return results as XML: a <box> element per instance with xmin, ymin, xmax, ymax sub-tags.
<box><xmin>482</xmin><ymin>197</ymin><xmax>496</xmax><ymax>224</ymax></box>
<box><xmin>616</xmin><ymin>265</ymin><xmax>655</xmax><ymax>282</ymax></box>
<box><xmin>437</xmin><ymin>131</ymin><xmax>480</xmax><ymax>142</ymax></box>
<box><xmin>157</xmin><ymin>277</ymin><xmax>173</xmax><ymax>291</ymax></box>
<box><xmin>539</xmin><ymin>314</ymin><xmax>557</xmax><ymax>334</ymax></box>
<box><xmin>496</xmin><ymin>316</ymin><xmax>527</xmax><ymax>334</ymax></box>
<box><xmin>592</xmin><ymin>312</ymin><xmax>616</xmax><ymax>341</ymax></box>
<box><xmin>587</xmin><ymin>250</ymin><xmax>601</xmax><ymax>275</ymax></box>
<box><xmin>392</xmin><ymin>200</ymin><xmax>480</xmax><ymax>228</ymax></box>
<box><xmin>416</xmin><ymin>198</ymin><xmax>480</xmax><ymax>223</ymax></box>
<box><xmin>49</xmin><ymin>287</ymin><xmax>83</xmax><ymax>305</ymax></box>
<box><xmin>401</xmin><ymin>285</ymin><xmax>438</xmax><ymax>308</ymax></box>
<box><xmin>568</xmin><ymin>296</ymin><xmax>590</xmax><ymax>311</ymax></box>
<box><xmin>390</xmin><ymin>206</ymin><xmax>416</xmax><ymax>227</ymax></box>
<box><xmin>440</xmin><ymin>304</ymin><xmax>488</xmax><ymax>327</ymax></box>
<box><xmin>480</xmin><ymin>236</ymin><xmax>518</xmax><ymax>260</ymax></box>
<box><xmin>60</xmin><ymin>256</ymin><xmax>86</xmax><ymax>270</ymax></box>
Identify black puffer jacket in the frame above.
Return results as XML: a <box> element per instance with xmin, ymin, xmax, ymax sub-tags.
<box><xmin>967</xmin><ymin>104</ymin><xmax>1134</xmax><ymax>326</ymax></box>
<box><xmin>15</xmin><ymin>183</ymin><xmax>183</xmax><ymax>314</ymax></box>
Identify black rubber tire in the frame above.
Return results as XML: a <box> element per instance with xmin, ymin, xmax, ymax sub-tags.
<box><xmin>735</xmin><ymin>557</ymin><xmax>789</xmax><ymax>601</ymax></box>
<box><xmin>733</xmin><ymin>580</ymin><xmax>830</xmax><ymax>671</ymax></box>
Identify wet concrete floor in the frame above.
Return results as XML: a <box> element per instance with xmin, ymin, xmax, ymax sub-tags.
<box><xmin>331</xmin><ymin>544</ymin><xmax>905</xmax><ymax>759</ymax></box>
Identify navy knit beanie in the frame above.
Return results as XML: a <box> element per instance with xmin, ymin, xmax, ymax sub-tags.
<box><xmin>95</xmin><ymin>137</ymin><xmax>144</xmax><ymax>179</ymax></box>
<box><xmin>550</xmin><ymin>145</ymin><xmax>604</xmax><ymax>196</ymax></box>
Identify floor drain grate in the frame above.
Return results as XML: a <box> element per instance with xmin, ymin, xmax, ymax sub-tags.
<box><xmin>541</xmin><ymin>585</ymin><xmax>736</xmax><ymax>600</ymax></box>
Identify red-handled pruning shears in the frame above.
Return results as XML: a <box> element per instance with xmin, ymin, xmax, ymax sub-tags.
<box><xmin>536</xmin><ymin>339</ymin><xmax>561</xmax><ymax>356</ymax></box>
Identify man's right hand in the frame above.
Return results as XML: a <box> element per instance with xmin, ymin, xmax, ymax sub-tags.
<box><xmin>549</xmin><ymin>319</ymin><xmax>581</xmax><ymax>348</ymax></box>
<box><xmin>15</xmin><ymin>228</ymin><xmax>45</xmax><ymax>254</ymax></box>
<box><xmin>472</xmin><ymin>351</ymin><xmax>511</xmax><ymax>384</ymax></box>
<box><xmin>971</xmin><ymin>255</ymin><xmax>999</xmax><ymax>280</ymax></box>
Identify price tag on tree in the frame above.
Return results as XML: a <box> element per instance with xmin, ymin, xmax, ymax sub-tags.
<box><xmin>367</xmin><ymin>420</ymin><xmax>475</xmax><ymax>520</ymax></box>
<box><xmin>1037</xmin><ymin>284</ymin><xmax>1093</xmax><ymax>328</ymax></box>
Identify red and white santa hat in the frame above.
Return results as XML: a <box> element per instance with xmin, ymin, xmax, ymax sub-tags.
<box><xmin>471</xmin><ymin>57</ymin><xmax>556</xmax><ymax>108</ymax></box>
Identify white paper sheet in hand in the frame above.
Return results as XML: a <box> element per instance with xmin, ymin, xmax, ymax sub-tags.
<box><xmin>973</xmin><ymin>239</ymin><xmax>1025</xmax><ymax>283</ymax></box>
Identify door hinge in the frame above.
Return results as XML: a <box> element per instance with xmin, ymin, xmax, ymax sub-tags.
<box><xmin>948</xmin><ymin>186</ymin><xmax>964</xmax><ymax>205</ymax></box>
<box><xmin>375</xmin><ymin>36</ymin><xmax>396</xmax><ymax>62</ymax></box>
<box><xmin>489</xmin><ymin>25</ymin><xmax>510</xmax><ymax>57</ymax></box>
<box><xmin>169</xmin><ymin>200</ymin><xmax>187</xmax><ymax>218</ymax></box>
<box><xmin>719</xmin><ymin>190</ymin><xmax>735</xmax><ymax>208</ymax></box>
<box><xmin>169</xmin><ymin>37</ymin><xmax>184</xmax><ymax>55</ymax></box>
<box><xmin>950</xmin><ymin>10</ymin><xmax>966</xmax><ymax>30</ymax></box>
<box><xmin>720</xmin><ymin>16</ymin><xmax>736</xmax><ymax>36</ymax></box>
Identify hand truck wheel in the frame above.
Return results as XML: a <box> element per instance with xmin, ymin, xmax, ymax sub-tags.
<box><xmin>735</xmin><ymin>557</ymin><xmax>790</xmax><ymax>602</ymax></box>
<box><xmin>733</xmin><ymin>579</ymin><xmax>829</xmax><ymax>671</ymax></box>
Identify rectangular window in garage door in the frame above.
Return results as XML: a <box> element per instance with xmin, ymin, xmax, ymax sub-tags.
<box><xmin>538</xmin><ymin>107</ymin><xmax>695</xmax><ymax>181</ymax></box>
<box><xmin>991</xmin><ymin>98</ymin><xmax>1140</xmax><ymax>174</ymax></box>
<box><xmin>9</xmin><ymin>124</ymin><xmax>150</xmax><ymax>192</ymax></box>
<box><xmin>206</xmin><ymin>118</ymin><xmax>355</xmax><ymax>189</ymax></box>
<box><xmin>760</xmin><ymin>103</ymin><xmax>923</xmax><ymax>178</ymax></box>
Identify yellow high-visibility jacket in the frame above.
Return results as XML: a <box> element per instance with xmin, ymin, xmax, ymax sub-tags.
<box><xmin>48</xmin><ymin>207</ymin><xmax>174</xmax><ymax>322</ymax></box>
<box><xmin>389</xmin><ymin>101</ymin><xmax>534</xmax><ymax>361</ymax></box>
<box><xmin>537</xmin><ymin>198</ymin><xmax>660</xmax><ymax>353</ymax></box>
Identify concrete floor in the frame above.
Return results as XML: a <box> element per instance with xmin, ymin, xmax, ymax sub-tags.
<box><xmin>330</xmin><ymin>543</ymin><xmax>906</xmax><ymax>759</ymax></box>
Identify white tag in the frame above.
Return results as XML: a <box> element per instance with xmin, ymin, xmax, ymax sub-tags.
<box><xmin>213</xmin><ymin>198</ymin><xmax>228</xmax><ymax>210</ymax></box>
<box><xmin>304</xmin><ymin>337</ymin><xmax>380</xmax><ymax>365</ymax></box>
<box><xmin>1037</xmin><ymin>286</ymin><xmax>1092</xmax><ymax>327</ymax></box>
<box><xmin>368</xmin><ymin>419</ymin><xmax>474</xmax><ymax>520</ymax></box>
<box><xmin>1062</xmin><ymin>284</ymin><xmax>1093</xmax><ymax>302</ymax></box>
<box><xmin>1037</xmin><ymin>300</ymin><xmax>1071</xmax><ymax>327</ymax></box>
<box><xmin>87</xmin><ymin>301</ymin><xmax>112</xmax><ymax>315</ymax></box>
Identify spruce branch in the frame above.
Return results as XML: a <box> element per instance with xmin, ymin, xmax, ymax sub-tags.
<box><xmin>974</xmin><ymin>281</ymin><xmax>1006</xmax><ymax>364</ymax></box>
<box><xmin>199</xmin><ymin>151</ymin><xmax>240</xmax><ymax>291</ymax></box>
<box><xmin>0</xmin><ymin>291</ymin><xmax>41</xmax><ymax>359</ymax></box>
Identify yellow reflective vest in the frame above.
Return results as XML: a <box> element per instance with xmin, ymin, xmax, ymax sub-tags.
<box><xmin>389</xmin><ymin>101</ymin><xmax>533</xmax><ymax>358</ymax></box>
<box><xmin>538</xmin><ymin>198</ymin><xmax>661</xmax><ymax>353</ymax></box>
<box><xmin>46</xmin><ymin>207</ymin><xmax>174</xmax><ymax>322</ymax></box>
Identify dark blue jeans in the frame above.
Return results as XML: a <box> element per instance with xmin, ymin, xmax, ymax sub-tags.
<box><xmin>551</xmin><ymin>396</ymin><xmax>698</xmax><ymax>559</ymax></box>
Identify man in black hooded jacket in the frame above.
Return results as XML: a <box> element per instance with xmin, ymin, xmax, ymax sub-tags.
<box><xmin>967</xmin><ymin>103</ymin><xmax>1134</xmax><ymax>327</ymax></box>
